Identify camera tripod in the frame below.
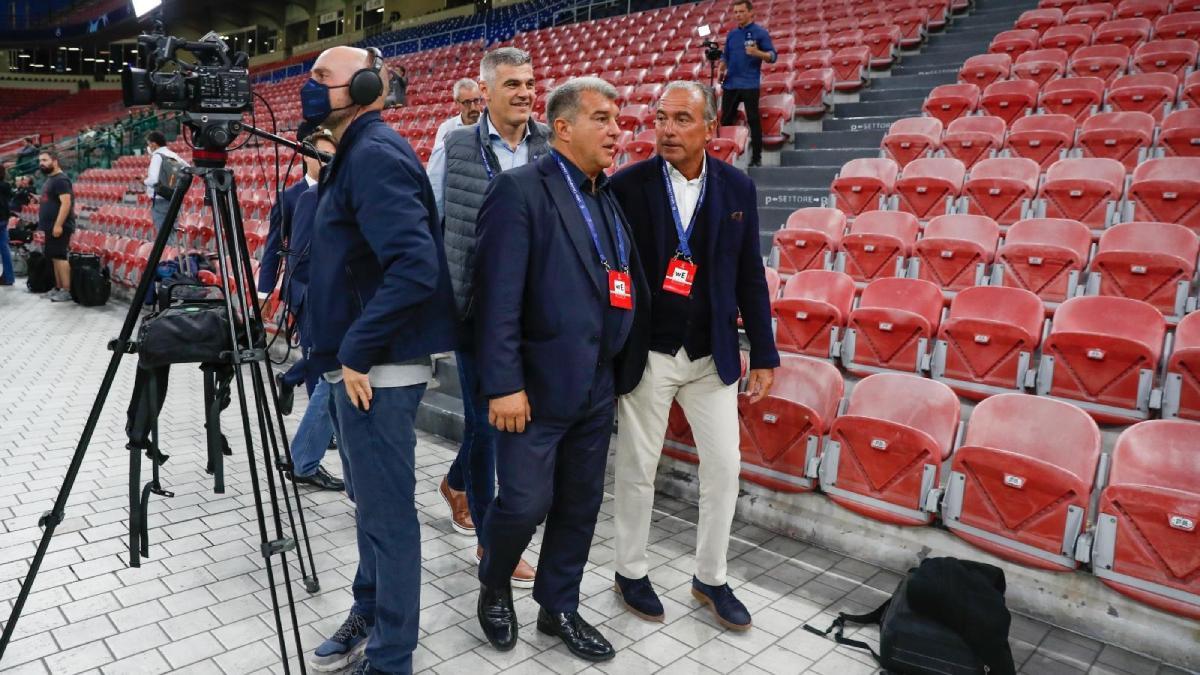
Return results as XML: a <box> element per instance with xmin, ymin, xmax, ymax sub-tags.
<box><xmin>0</xmin><ymin>121</ymin><xmax>326</xmax><ymax>674</ymax></box>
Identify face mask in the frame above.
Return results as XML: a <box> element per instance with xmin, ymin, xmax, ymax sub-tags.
<box><xmin>301</xmin><ymin>78</ymin><xmax>353</xmax><ymax>126</ymax></box>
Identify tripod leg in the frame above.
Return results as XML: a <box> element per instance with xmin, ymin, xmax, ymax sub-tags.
<box><xmin>0</xmin><ymin>171</ymin><xmax>193</xmax><ymax>657</ymax></box>
<box><xmin>206</xmin><ymin>170</ymin><xmax>306</xmax><ymax>674</ymax></box>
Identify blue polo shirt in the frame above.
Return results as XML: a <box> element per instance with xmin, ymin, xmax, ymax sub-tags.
<box><xmin>722</xmin><ymin>22</ymin><xmax>776</xmax><ymax>90</ymax></box>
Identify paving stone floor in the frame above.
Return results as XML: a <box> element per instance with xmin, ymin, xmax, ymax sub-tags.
<box><xmin>0</xmin><ymin>286</ymin><xmax>1195</xmax><ymax>675</ymax></box>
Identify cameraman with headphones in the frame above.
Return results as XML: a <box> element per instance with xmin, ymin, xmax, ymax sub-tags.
<box><xmin>301</xmin><ymin>46</ymin><xmax>457</xmax><ymax>674</ymax></box>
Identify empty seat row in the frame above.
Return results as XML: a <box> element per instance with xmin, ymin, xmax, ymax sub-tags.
<box><xmin>991</xmin><ymin>13</ymin><xmax>1200</xmax><ymax>59</ymax></box>
<box><xmin>963</xmin><ymin>39</ymin><xmax>1199</xmax><ymax>92</ymax></box>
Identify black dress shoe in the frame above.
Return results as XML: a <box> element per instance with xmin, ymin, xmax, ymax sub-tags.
<box><xmin>289</xmin><ymin>465</ymin><xmax>345</xmax><ymax>491</ymax></box>
<box><xmin>276</xmin><ymin>373</ymin><xmax>294</xmax><ymax>416</ymax></box>
<box><xmin>614</xmin><ymin>572</ymin><xmax>664</xmax><ymax>622</ymax></box>
<box><xmin>477</xmin><ymin>583</ymin><xmax>518</xmax><ymax>651</ymax></box>
<box><xmin>536</xmin><ymin>608</ymin><xmax>614</xmax><ymax>662</ymax></box>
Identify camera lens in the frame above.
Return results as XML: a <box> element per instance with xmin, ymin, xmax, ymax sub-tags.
<box><xmin>121</xmin><ymin>66</ymin><xmax>155</xmax><ymax>107</ymax></box>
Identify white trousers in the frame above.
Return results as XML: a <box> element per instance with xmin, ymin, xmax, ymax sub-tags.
<box><xmin>614</xmin><ymin>349</ymin><xmax>741</xmax><ymax>586</ymax></box>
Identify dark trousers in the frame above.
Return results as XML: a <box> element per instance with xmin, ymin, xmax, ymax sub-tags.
<box><xmin>721</xmin><ymin>87</ymin><xmax>763</xmax><ymax>162</ymax></box>
<box><xmin>478</xmin><ymin>374</ymin><xmax>615</xmax><ymax>612</ymax></box>
<box><xmin>329</xmin><ymin>381</ymin><xmax>425</xmax><ymax>674</ymax></box>
<box><xmin>446</xmin><ymin>348</ymin><xmax>497</xmax><ymax>542</ymax></box>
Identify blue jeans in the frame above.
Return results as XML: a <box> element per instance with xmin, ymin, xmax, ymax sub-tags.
<box><xmin>445</xmin><ymin>348</ymin><xmax>496</xmax><ymax>542</ymax></box>
<box><xmin>290</xmin><ymin>379</ymin><xmax>335</xmax><ymax>477</ymax></box>
<box><xmin>328</xmin><ymin>381</ymin><xmax>424</xmax><ymax>675</ymax></box>
<box><xmin>0</xmin><ymin>224</ymin><xmax>14</xmax><ymax>285</ymax></box>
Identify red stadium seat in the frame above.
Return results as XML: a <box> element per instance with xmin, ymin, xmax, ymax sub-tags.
<box><xmin>1159</xmin><ymin>108</ymin><xmax>1200</xmax><ymax>158</ymax></box>
<box><xmin>1116</xmin><ymin>0</ymin><xmax>1169</xmax><ymax>21</ymax></box>
<box><xmin>1065</xmin><ymin>4</ymin><xmax>1114</xmax><ymax>28</ymax></box>
<box><xmin>831</xmin><ymin>158</ymin><xmax>900</xmax><ymax>217</ymax></box>
<box><xmin>617</xmin><ymin>104</ymin><xmax>654</xmax><ymax>132</ymax></box>
<box><xmin>959</xmin><ymin>53</ymin><xmax>1013</xmax><ymax>88</ymax></box>
<box><xmin>865</xmin><ymin>25</ymin><xmax>903</xmax><ymax>67</ymax></box>
<box><xmin>623</xmin><ymin>130</ymin><xmax>657</xmax><ymax>163</ymax></box>
<box><xmin>828</xmin><ymin>28</ymin><xmax>865</xmax><ymax>51</ymax></box>
<box><xmin>1040</xmin><ymin>24</ymin><xmax>1094</xmax><ymax>57</ymax></box>
<box><xmin>1164</xmin><ymin>312</ymin><xmax>1200</xmax><ymax>420</ymax></box>
<box><xmin>820</xmin><ymin>373</ymin><xmax>960</xmax><ymax>526</ymax></box>
<box><xmin>1132</xmin><ymin>39</ymin><xmax>1200</xmax><ymax>77</ymax></box>
<box><xmin>922</xmin><ymin>83</ymin><xmax>981</xmax><ymax>126</ymax></box>
<box><xmin>759</xmin><ymin>95</ymin><xmax>795</xmax><ymax>147</ymax></box>
<box><xmin>773</xmin><ymin>270</ymin><xmax>857</xmax><ymax>357</ymax></box>
<box><xmin>1155</xmin><ymin>11</ymin><xmax>1200</xmax><ymax>41</ymax></box>
<box><xmin>894</xmin><ymin>6</ymin><xmax>929</xmax><ymax>47</ymax></box>
<box><xmin>630</xmin><ymin>83</ymin><xmax>664</xmax><ymax>105</ymax></box>
<box><xmin>963</xmin><ymin>157</ymin><xmax>1042</xmax><ymax>225</ymax></box>
<box><xmin>942</xmin><ymin>116</ymin><xmax>1006</xmax><ymax>169</ymax></box>
<box><xmin>796</xmin><ymin>49</ymin><xmax>833</xmax><ymax>72</ymax></box>
<box><xmin>832</xmin><ymin>46</ymin><xmax>872</xmax><ymax>91</ymax></box>
<box><xmin>760</xmin><ymin>72</ymin><xmax>795</xmax><ymax>98</ymax></box>
<box><xmin>980</xmin><ymin>79</ymin><xmax>1040</xmax><ymax>125</ymax></box>
<box><xmin>792</xmin><ymin>68</ymin><xmax>835</xmax><ymax>115</ymax></box>
<box><xmin>1037</xmin><ymin>157</ymin><xmax>1126</xmax><ymax>230</ymax></box>
<box><xmin>1017</xmin><ymin>8</ymin><xmax>1065</xmax><ymax>34</ymax></box>
<box><xmin>932</xmin><ymin>287</ymin><xmax>1045</xmax><ymax>397</ymax></box>
<box><xmin>1039</xmin><ymin>76</ymin><xmax>1106</xmax><ymax>121</ymax></box>
<box><xmin>1095</xmin><ymin>17</ymin><xmax>1154</xmax><ymax>47</ymax></box>
<box><xmin>1005</xmin><ymin>114</ymin><xmax>1079</xmax><ymax>170</ymax></box>
<box><xmin>894</xmin><ymin>158</ymin><xmax>967</xmax><ymax>221</ymax></box>
<box><xmin>842</xmin><ymin>277</ymin><xmax>944</xmax><ymax>375</ymax></box>
<box><xmin>994</xmin><ymin>217</ymin><xmax>1094</xmax><ymax>306</ymax></box>
<box><xmin>1091</xmin><ymin>420</ymin><xmax>1200</xmax><ymax>619</ymax></box>
<box><xmin>1127</xmin><ymin>157</ymin><xmax>1200</xmax><ymax>235</ymax></box>
<box><xmin>773</xmin><ymin>207</ymin><xmax>846</xmax><ymax>275</ymax></box>
<box><xmin>911</xmin><ymin>214</ymin><xmax>1001</xmax><ymax>293</ymax></box>
<box><xmin>737</xmin><ymin>355</ymin><xmax>843</xmax><ymax>493</ymax></box>
<box><xmin>1185</xmin><ymin>70</ymin><xmax>1200</xmax><ymax>108</ymax></box>
<box><xmin>990</xmin><ymin>29</ymin><xmax>1041</xmax><ymax>58</ymax></box>
<box><xmin>942</xmin><ymin>394</ymin><xmax>1101</xmax><ymax>569</ymax></box>
<box><xmin>1088</xmin><ymin>221</ymin><xmax>1199</xmax><ymax>320</ymax></box>
<box><xmin>1014</xmin><ymin>48</ymin><xmax>1070</xmax><ymax>86</ymax></box>
<box><xmin>614</xmin><ymin>68</ymin><xmax>648</xmax><ymax>87</ymax></box>
<box><xmin>1069</xmin><ymin>44</ymin><xmax>1131</xmax><ymax>82</ymax></box>
<box><xmin>762</xmin><ymin>53</ymin><xmax>797</xmax><ymax>77</ymax></box>
<box><xmin>1035</xmin><ymin>296</ymin><xmax>1165</xmax><ymax>421</ymax></box>
<box><xmin>882</xmin><ymin>116</ymin><xmax>944</xmax><ymax>168</ymax></box>
<box><xmin>1077</xmin><ymin>110</ymin><xmax>1156</xmax><ymax>170</ymax></box>
<box><xmin>1107</xmin><ymin>72</ymin><xmax>1179</xmax><ymax>121</ymax></box>
<box><xmin>642</xmin><ymin>65</ymin><xmax>674</xmax><ymax>85</ymax></box>
<box><xmin>838</xmin><ymin>210</ymin><xmax>921</xmax><ymax>283</ymax></box>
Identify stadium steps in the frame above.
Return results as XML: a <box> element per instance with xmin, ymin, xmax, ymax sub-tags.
<box><xmin>749</xmin><ymin>0</ymin><xmax>1041</xmax><ymax>237</ymax></box>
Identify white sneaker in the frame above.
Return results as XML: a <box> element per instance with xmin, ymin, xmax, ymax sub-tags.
<box><xmin>50</xmin><ymin>289</ymin><xmax>73</xmax><ymax>302</ymax></box>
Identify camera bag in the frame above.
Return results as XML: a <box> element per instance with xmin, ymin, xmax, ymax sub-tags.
<box><xmin>69</xmin><ymin>252</ymin><xmax>111</xmax><ymax>306</ymax></box>
<box><xmin>137</xmin><ymin>282</ymin><xmax>235</xmax><ymax>368</ymax></box>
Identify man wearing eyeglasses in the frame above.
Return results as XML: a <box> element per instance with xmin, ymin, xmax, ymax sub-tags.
<box><xmin>431</xmin><ymin>78</ymin><xmax>485</xmax><ymax>154</ymax></box>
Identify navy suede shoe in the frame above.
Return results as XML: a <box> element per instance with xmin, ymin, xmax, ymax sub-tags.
<box><xmin>691</xmin><ymin>576</ymin><xmax>752</xmax><ymax>631</ymax></box>
<box><xmin>614</xmin><ymin>573</ymin><xmax>665</xmax><ymax>622</ymax></box>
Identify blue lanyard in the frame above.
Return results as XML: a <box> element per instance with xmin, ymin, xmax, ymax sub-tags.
<box><xmin>661</xmin><ymin>158</ymin><xmax>706</xmax><ymax>260</ymax></box>
<box><xmin>480</xmin><ymin>142</ymin><xmax>495</xmax><ymax>181</ymax></box>
<box><xmin>552</xmin><ymin>152</ymin><xmax>628</xmax><ymax>272</ymax></box>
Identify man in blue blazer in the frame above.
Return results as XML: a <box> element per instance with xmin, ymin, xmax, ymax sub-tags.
<box><xmin>472</xmin><ymin>77</ymin><xmax>647</xmax><ymax>663</ymax></box>
<box><xmin>609</xmin><ymin>81</ymin><xmax>779</xmax><ymax>631</ymax></box>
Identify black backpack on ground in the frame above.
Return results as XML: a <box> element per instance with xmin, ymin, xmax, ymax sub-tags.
<box><xmin>804</xmin><ymin>557</ymin><xmax>1015</xmax><ymax>675</ymax></box>
<box><xmin>69</xmin><ymin>253</ymin><xmax>111</xmax><ymax>306</ymax></box>
<box><xmin>25</xmin><ymin>249</ymin><xmax>55</xmax><ymax>293</ymax></box>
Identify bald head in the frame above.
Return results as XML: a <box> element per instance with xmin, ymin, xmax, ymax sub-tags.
<box><xmin>310</xmin><ymin>46</ymin><xmax>388</xmax><ymax>138</ymax></box>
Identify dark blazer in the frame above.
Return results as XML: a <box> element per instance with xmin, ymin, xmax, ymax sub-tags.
<box><xmin>283</xmin><ymin>186</ymin><xmax>317</xmax><ymax>346</ymax></box>
<box><xmin>474</xmin><ymin>153</ymin><xmax>649</xmax><ymax>421</ymax></box>
<box><xmin>257</xmin><ymin>178</ymin><xmax>308</xmax><ymax>292</ymax></box>
<box><xmin>610</xmin><ymin>154</ymin><xmax>779</xmax><ymax>394</ymax></box>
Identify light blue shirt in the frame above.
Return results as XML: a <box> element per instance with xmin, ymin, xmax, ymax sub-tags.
<box><xmin>426</xmin><ymin>111</ymin><xmax>533</xmax><ymax>222</ymax></box>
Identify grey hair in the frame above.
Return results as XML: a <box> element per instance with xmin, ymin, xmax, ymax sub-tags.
<box><xmin>661</xmin><ymin>80</ymin><xmax>718</xmax><ymax>121</ymax></box>
<box><xmin>546</xmin><ymin>77</ymin><xmax>618</xmax><ymax>137</ymax></box>
<box><xmin>479</xmin><ymin>47</ymin><xmax>532</xmax><ymax>85</ymax></box>
<box><xmin>452</xmin><ymin>77</ymin><xmax>480</xmax><ymax>99</ymax></box>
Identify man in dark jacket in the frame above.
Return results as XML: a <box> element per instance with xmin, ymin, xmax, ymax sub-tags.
<box><xmin>427</xmin><ymin>46</ymin><xmax>548</xmax><ymax>586</ymax></box>
<box><xmin>301</xmin><ymin>45</ymin><xmax>457</xmax><ymax>675</ymax></box>
<box><xmin>472</xmin><ymin>77</ymin><xmax>646</xmax><ymax>663</ymax></box>
<box><xmin>609</xmin><ymin>82</ymin><xmax>779</xmax><ymax>630</ymax></box>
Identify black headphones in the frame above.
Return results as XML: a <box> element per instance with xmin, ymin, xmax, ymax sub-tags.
<box><xmin>348</xmin><ymin>47</ymin><xmax>384</xmax><ymax>106</ymax></box>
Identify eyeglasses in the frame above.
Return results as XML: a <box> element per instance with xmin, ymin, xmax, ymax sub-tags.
<box><xmin>457</xmin><ymin>97</ymin><xmax>484</xmax><ymax>107</ymax></box>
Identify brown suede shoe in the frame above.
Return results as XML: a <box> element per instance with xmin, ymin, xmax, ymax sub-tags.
<box><xmin>440</xmin><ymin>476</ymin><xmax>475</xmax><ymax>535</ymax></box>
<box><xmin>477</xmin><ymin>546</ymin><xmax>537</xmax><ymax>590</ymax></box>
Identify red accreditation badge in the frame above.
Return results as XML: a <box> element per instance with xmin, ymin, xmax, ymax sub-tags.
<box><xmin>662</xmin><ymin>258</ymin><xmax>697</xmax><ymax>297</ymax></box>
<box><xmin>608</xmin><ymin>269</ymin><xmax>634</xmax><ymax>309</ymax></box>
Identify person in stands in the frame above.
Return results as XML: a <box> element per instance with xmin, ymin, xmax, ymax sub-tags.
<box><xmin>609</xmin><ymin>81</ymin><xmax>778</xmax><ymax>630</ymax></box>
<box><xmin>718</xmin><ymin>0</ymin><xmax>776</xmax><ymax>167</ymax></box>
<box><xmin>37</xmin><ymin>150</ymin><xmax>75</xmax><ymax>302</ymax></box>
<box><xmin>428</xmin><ymin>46</ymin><xmax>547</xmax><ymax>590</ymax></box>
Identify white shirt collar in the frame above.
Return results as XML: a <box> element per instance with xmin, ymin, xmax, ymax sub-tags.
<box><xmin>666</xmin><ymin>155</ymin><xmax>707</xmax><ymax>185</ymax></box>
<box><xmin>484</xmin><ymin>112</ymin><xmax>532</xmax><ymax>144</ymax></box>
<box><xmin>304</xmin><ymin>174</ymin><xmax>318</xmax><ymax>187</ymax></box>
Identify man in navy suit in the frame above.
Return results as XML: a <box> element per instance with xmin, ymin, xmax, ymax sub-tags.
<box><xmin>472</xmin><ymin>77</ymin><xmax>646</xmax><ymax>663</ymax></box>
<box><xmin>609</xmin><ymin>81</ymin><xmax>779</xmax><ymax>631</ymax></box>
